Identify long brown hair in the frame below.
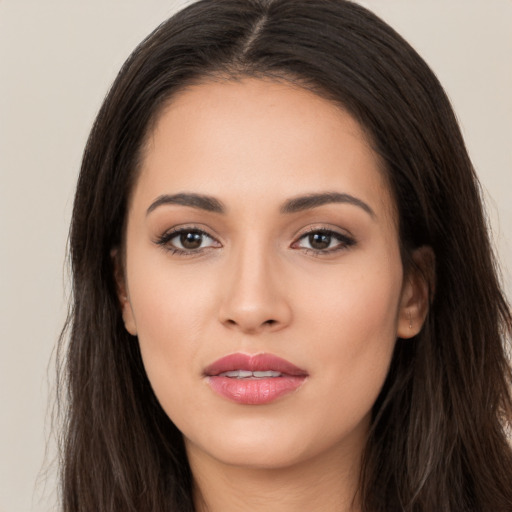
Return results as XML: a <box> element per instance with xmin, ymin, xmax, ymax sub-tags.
<box><xmin>60</xmin><ymin>1</ymin><xmax>512</xmax><ymax>510</ymax></box>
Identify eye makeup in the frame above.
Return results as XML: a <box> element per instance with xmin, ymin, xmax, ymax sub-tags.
<box><xmin>154</xmin><ymin>223</ymin><xmax>356</xmax><ymax>258</ymax></box>
<box><xmin>292</xmin><ymin>227</ymin><xmax>356</xmax><ymax>256</ymax></box>
<box><xmin>155</xmin><ymin>225</ymin><xmax>221</xmax><ymax>256</ymax></box>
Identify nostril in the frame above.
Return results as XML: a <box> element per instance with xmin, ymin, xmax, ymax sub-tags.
<box><xmin>223</xmin><ymin>318</ymin><xmax>278</xmax><ymax>330</ymax></box>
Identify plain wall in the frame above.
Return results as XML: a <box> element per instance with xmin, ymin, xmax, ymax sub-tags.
<box><xmin>0</xmin><ymin>1</ymin><xmax>510</xmax><ymax>511</ymax></box>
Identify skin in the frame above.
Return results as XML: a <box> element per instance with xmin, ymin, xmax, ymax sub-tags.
<box><xmin>117</xmin><ymin>78</ymin><xmax>430</xmax><ymax>512</ymax></box>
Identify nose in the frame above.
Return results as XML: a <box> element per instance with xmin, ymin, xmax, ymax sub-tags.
<box><xmin>218</xmin><ymin>241</ymin><xmax>292</xmax><ymax>334</ymax></box>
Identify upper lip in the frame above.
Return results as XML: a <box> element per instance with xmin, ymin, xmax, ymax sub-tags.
<box><xmin>204</xmin><ymin>353</ymin><xmax>308</xmax><ymax>377</ymax></box>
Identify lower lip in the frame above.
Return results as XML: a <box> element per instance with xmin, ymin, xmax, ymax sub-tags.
<box><xmin>207</xmin><ymin>376</ymin><xmax>306</xmax><ymax>405</ymax></box>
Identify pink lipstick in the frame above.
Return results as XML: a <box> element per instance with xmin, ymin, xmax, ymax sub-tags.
<box><xmin>204</xmin><ymin>353</ymin><xmax>308</xmax><ymax>405</ymax></box>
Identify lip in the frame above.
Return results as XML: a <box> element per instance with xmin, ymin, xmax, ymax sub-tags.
<box><xmin>204</xmin><ymin>353</ymin><xmax>308</xmax><ymax>405</ymax></box>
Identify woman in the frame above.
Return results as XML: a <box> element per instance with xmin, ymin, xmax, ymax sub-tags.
<box><xmin>60</xmin><ymin>0</ymin><xmax>512</xmax><ymax>510</ymax></box>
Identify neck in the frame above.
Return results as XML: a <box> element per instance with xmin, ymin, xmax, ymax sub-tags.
<box><xmin>188</xmin><ymin>442</ymin><xmax>363</xmax><ymax>512</ymax></box>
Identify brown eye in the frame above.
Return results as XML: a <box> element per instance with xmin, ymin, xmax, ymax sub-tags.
<box><xmin>308</xmin><ymin>232</ymin><xmax>331</xmax><ymax>250</ymax></box>
<box><xmin>180</xmin><ymin>231</ymin><xmax>204</xmax><ymax>249</ymax></box>
<box><xmin>156</xmin><ymin>228</ymin><xmax>219</xmax><ymax>253</ymax></box>
<box><xmin>294</xmin><ymin>229</ymin><xmax>355</xmax><ymax>254</ymax></box>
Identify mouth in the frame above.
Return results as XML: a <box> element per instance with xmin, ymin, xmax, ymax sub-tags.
<box><xmin>204</xmin><ymin>353</ymin><xmax>308</xmax><ymax>405</ymax></box>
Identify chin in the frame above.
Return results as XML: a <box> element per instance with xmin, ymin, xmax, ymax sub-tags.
<box><xmin>193</xmin><ymin>436</ymin><xmax>312</xmax><ymax>470</ymax></box>
<box><xmin>183</xmin><ymin>412</ymin><xmax>367</xmax><ymax>472</ymax></box>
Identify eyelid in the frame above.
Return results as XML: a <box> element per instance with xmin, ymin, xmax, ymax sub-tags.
<box><xmin>291</xmin><ymin>225</ymin><xmax>356</xmax><ymax>254</ymax></box>
<box><xmin>153</xmin><ymin>223</ymin><xmax>355</xmax><ymax>256</ymax></box>
<box><xmin>292</xmin><ymin>224</ymin><xmax>355</xmax><ymax>241</ymax></box>
<box><xmin>154</xmin><ymin>224</ymin><xmax>222</xmax><ymax>255</ymax></box>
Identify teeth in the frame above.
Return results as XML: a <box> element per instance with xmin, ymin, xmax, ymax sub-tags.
<box><xmin>219</xmin><ymin>370</ymin><xmax>283</xmax><ymax>378</ymax></box>
<box><xmin>223</xmin><ymin>370</ymin><xmax>253</xmax><ymax>378</ymax></box>
<box><xmin>253</xmin><ymin>371</ymin><xmax>281</xmax><ymax>378</ymax></box>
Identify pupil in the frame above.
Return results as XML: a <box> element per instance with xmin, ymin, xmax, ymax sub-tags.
<box><xmin>309</xmin><ymin>232</ymin><xmax>331</xmax><ymax>250</ymax></box>
<box><xmin>180</xmin><ymin>231</ymin><xmax>202</xmax><ymax>249</ymax></box>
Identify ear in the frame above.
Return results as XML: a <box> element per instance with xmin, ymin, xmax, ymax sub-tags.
<box><xmin>397</xmin><ymin>246</ymin><xmax>435</xmax><ymax>339</ymax></box>
<box><xmin>111</xmin><ymin>248</ymin><xmax>137</xmax><ymax>336</ymax></box>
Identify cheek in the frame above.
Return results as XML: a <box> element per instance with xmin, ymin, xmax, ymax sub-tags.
<box><xmin>128</xmin><ymin>243</ymin><xmax>216</xmax><ymax>330</ymax></box>
<box><xmin>125</xmin><ymin>251</ymin><xmax>218</xmax><ymax>393</ymax></box>
<box><xmin>297</xmin><ymin>260</ymin><xmax>402</xmax><ymax>411</ymax></box>
<box><xmin>300</xmin><ymin>259</ymin><xmax>402</xmax><ymax>344</ymax></box>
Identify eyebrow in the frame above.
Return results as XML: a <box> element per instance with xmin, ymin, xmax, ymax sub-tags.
<box><xmin>146</xmin><ymin>193</ymin><xmax>225</xmax><ymax>215</ymax></box>
<box><xmin>146</xmin><ymin>191</ymin><xmax>375</xmax><ymax>218</ymax></box>
<box><xmin>280</xmin><ymin>192</ymin><xmax>375</xmax><ymax>217</ymax></box>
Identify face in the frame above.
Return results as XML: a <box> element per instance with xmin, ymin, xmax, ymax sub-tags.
<box><xmin>119</xmin><ymin>78</ymin><xmax>425</xmax><ymax>472</ymax></box>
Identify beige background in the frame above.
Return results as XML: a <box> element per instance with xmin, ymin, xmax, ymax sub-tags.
<box><xmin>0</xmin><ymin>1</ymin><xmax>510</xmax><ymax>511</ymax></box>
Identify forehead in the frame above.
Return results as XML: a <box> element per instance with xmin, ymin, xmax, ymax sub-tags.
<box><xmin>135</xmin><ymin>78</ymin><xmax>395</xmax><ymax>222</ymax></box>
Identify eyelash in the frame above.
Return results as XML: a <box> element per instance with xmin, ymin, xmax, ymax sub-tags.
<box><xmin>292</xmin><ymin>227</ymin><xmax>356</xmax><ymax>255</ymax></box>
<box><xmin>155</xmin><ymin>226</ymin><xmax>219</xmax><ymax>256</ymax></box>
<box><xmin>155</xmin><ymin>226</ymin><xmax>356</xmax><ymax>256</ymax></box>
